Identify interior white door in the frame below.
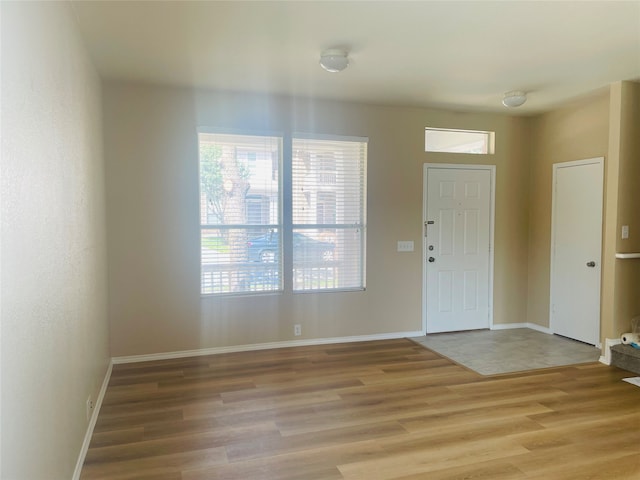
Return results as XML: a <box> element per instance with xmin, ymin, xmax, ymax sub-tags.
<box><xmin>550</xmin><ymin>158</ymin><xmax>603</xmax><ymax>345</ymax></box>
<box><xmin>424</xmin><ymin>166</ymin><xmax>492</xmax><ymax>333</ymax></box>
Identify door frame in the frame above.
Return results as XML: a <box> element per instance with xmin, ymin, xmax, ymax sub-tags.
<box><xmin>422</xmin><ymin>163</ymin><xmax>496</xmax><ymax>334</ymax></box>
<box><xmin>549</xmin><ymin>157</ymin><xmax>604</xmax><ymax>346</ymax></box>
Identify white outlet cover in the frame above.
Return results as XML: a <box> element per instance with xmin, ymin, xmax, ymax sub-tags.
<box><xmin>622</xmin><ymin>225</ymin><xmax>629</xmax><ymax>239</ymax></box>
<box><xmin>397</xmin><ymin>241</ymin><xmax>414</xmax><ymax>252</ymax></box>
<box><xmin>86</xmin><ymin>397</ymin><xmax>94</xmax><ymax>421</ymax></box>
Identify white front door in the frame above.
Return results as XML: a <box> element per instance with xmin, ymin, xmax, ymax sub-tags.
<box><xmin>424</xmin><ymin>165</ymin><xmax>494</xmax><ymax>333</ymax></box>
<box><xmin>550</xmin><ymin>158</ymin><xmax>603</xmax><ymax>345</ymax></box>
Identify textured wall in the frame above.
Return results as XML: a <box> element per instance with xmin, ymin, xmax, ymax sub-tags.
<box><xmin>103</xmin><ymin>82</ymin><xmax>531</xmax><ymax>357</ymax></box>
<box><xmin>1</xmin><ymin>2</ymin><xmax>109</xmax><ymax>478</ymax></box>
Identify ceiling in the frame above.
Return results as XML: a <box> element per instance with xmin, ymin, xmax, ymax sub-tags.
<box><xmin>71</xmin><ymin>1</ymin><xmax>640</xmax><ymax>114</ymax></box>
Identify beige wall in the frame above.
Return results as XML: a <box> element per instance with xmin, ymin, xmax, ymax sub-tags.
<box><xmin>603</xmin><ymin>81</ymin><xmax>640</xmax><ymax>339</ymax></box>
<box><xmin>104</xmin><ymin>82</ymin><xmax>531</xmax><ymax>356</ymax></box>
<box><xmin>1</xmin><ymin>3</ymin><xmax>109</xmax><ymax>478</ymax></box>
<box><xmin>528</xmin><ymin>82</ymin><xmax>640</xmax><ymax>345</ymax></box>
<box><xmin>527</xmin><ymin>90</ymin><xmax>610</xmax><ymax>330</ymax></box>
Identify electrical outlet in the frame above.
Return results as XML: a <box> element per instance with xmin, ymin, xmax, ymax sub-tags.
<box><xmin>294</xmin><ymin>324</ymin><xmax>302</xmax><ymax>336</ymax></box>
<box><xmin>86</xmin><ymin>396</ymin><xmax>94</xmax><ymax>421</ymax></box>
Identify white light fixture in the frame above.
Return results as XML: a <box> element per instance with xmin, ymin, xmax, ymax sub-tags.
<box><xmin>502</xmin><ymin>91</ymin><xmax>527</xmax><ymax>108</ymax></box>
<box><xmin>319</xmin><ymin>49</ymin><xmax>349</xmax><ymax>73</ymax></box>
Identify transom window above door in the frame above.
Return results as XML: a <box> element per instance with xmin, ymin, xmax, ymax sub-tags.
<box><xmin>425</xmin><ymin>128</ymin><xmax>495</xmax><ymax>154</ymax></box>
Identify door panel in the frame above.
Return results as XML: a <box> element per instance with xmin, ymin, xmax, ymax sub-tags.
<box><xmin>463</xmin><ymin>209</ymin><xmax>479</xmax><ymax>254</ymax></box>
<box><xmin>425</xmin><ymin>166</ymin><xmax>492</xmax><ymax>333</ymax></box>
<box><xmin>551</xmin><ymin>159</ymin><xmax>603</xmax><ymax>345</ymax></box>
<box><xmin>463</xmin><ymin>271</ymin><xmax>478</xmax><ymax>310</ymax></box>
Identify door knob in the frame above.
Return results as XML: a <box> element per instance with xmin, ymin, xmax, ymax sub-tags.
<box><xmin>586</xmin><ymin>261</ymin><xmax>596</xmax><ymax>267</ymax></box>
<box><xmin>428</xmin><ymin>257</ymin><xmax>435</xmax><ymax>263</ymax></box>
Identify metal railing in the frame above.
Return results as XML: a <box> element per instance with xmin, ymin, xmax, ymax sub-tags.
<box><xmin>201</xmin><ymin>261</ymin><xmax>338</xmax><ymax>295</ymax></box>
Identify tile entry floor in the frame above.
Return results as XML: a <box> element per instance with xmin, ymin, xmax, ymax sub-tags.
<box><xmin>411</xmin><ymin>328</ymin><xmax>601</xmax><ymax>375</ymax></box>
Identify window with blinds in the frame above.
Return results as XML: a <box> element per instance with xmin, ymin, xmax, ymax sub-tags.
<box><xmin>292</xmin><ymin>135</ymin><xmax>367</xmax><ymax>292</ymax></box>
<box><xmin>199</xmin><ymin>132</ymin><xmax>367</xmax><ymax>296</ymax></box>
<box><xmin>199</xmin><ymin>132</ymin><xmax>282</xmax><ymax>295</ymax></box>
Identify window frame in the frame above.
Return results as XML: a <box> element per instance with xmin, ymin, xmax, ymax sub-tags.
<box><xmin>198</xmin><ymin>129</ymin><xmax>284</xmax><ymax>296</ymax></box>
<box><xmin>291</xmin><ymin>133</ymin><xmax>368</xmax><ymax>293</ymax></box>
<box><xmin>198</xmin><ymin>130</ymin><xmax>367</xmax><ymax>297</ymax></box>
<box><xmin>425</xmin><ymin>127</ymin><xmax>495</xmax><ymax>155</ymax></box>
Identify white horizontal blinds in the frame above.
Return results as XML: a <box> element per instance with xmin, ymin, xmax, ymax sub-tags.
<box><xmin>199</xmin><ymin>132</ymin><xmax>282</xmax><ymax>295</ymax></box>
<box><xmin>292</xmin><ymin>136</ymin><xmax>367</xmax><ymax>291</ymax></box>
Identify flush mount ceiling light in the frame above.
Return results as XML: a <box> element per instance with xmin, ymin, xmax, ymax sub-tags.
<box><xmin>319</xmin><ymin>49</ymin><xmax>349</xmax><ymax>73</ymax></box>
<box><xmin>502</xmin><ymin>91</ymin><xmax>527</xmax><ymax>108</ymax></box>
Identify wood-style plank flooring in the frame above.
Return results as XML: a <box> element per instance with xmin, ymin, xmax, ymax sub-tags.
<box><xmin>81</xmin><ymin>339</ymin><xmax>640</xmax><ymax>479</ymax></box>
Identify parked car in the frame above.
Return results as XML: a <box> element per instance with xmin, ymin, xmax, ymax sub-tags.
<box><xmin>247</xmin><ymin>232</ymin><xmax>335</xmax><ymax>262</ymax></box>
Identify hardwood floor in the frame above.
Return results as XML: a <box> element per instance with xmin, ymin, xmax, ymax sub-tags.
<box><xmin>81</xmin><ymin>339</ymin><xmax>640</xmax><ymax>479</ymax></box>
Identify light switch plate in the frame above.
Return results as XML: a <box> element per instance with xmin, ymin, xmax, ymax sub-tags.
<box><xmin>397</xmin><ymin>241</ymin><xmax>414</xmax><ymax>252</ymax></box>
<box><xmin>622</xmin><ymin>225</ymin><xmax>629</xmax><ymax>239</ymax></box>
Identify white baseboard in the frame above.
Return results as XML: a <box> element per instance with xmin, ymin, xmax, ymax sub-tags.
<box><xmin>72</xmin><ymin>360</ymin><xmax>113</xmax><ymax>480</ymax></box>
<box><xmin>599</xmin><ymin>337</ymin><xmax>622</xmax><ymax>365</ymax></box>
<box><xmin>491</xmin><ymin>322</ymin><xmax>553</xmax><ymax>334</ymax></box>
<box><xmin>112</xmin><ymin>330</ymin><xmax>425</xmax><ymax>365</ymax></box>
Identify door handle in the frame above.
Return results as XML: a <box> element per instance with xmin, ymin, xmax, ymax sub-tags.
<box><xmin>428</xmin><ymin>257</ymin><xmax>435</xmax><ymax>263</ymax></box>
<box><xmin>586</xmin><ymin>261</ymin><xmax>596</xmax><ymax>267</ymax></box>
